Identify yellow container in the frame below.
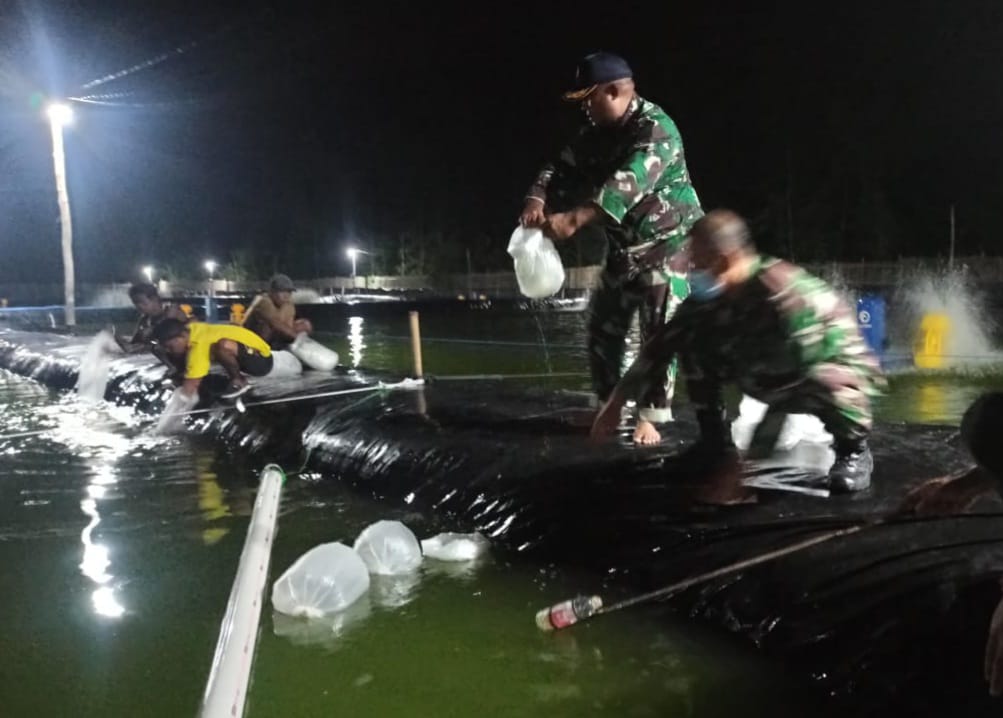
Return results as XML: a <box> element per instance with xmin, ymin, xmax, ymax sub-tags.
<box><xmin>230</xmin><ymin>303</ymin><xmax>246</xmax><ymax>325</ymax></box>
<box><xmin>913</xmin><ymin>312</ymin><xmax>951</xmax><ymax>369</ymax></box>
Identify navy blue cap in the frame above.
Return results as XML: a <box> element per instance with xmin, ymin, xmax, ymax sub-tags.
<box><xmin>562</xmin><ymin>52</ymin><xmax>633</xmax><ymax>101</ymax></box>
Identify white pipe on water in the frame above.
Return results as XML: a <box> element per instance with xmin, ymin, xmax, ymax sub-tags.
<box><xmin>199</xmin><ymin>464</ymin><xmax>285</xmax><ymax>718</ymax></box>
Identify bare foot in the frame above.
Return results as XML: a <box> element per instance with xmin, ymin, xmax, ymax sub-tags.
<box><xmin>633</xmin><ymin>419</ymin><xmax>661</xmax><ymax>445</ymax></box>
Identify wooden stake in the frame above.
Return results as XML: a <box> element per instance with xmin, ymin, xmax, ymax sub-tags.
<box><xmin>409</xmin><ymin>310</ymin><xmax>424</xmax><ymax>378</ymax></box>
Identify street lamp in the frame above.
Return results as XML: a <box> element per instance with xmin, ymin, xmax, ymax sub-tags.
<box><xmin>346</xmin><ymin>247</ymin><xmax>359</xmax><ymax>278</ymax></box>
<box><xmin>142</xmin><ymin>265</ymin><xmax>154</xmax><ymax>283</ymax></box>
<box><xmin>204</xmin><ymin>260</ymin><xmax>217</xmax><ymax>278</ymax></box>
<box><xmin>47</xmin><ymin>102</ymin><xmax>75</xmax><ymax>327</ymax></box>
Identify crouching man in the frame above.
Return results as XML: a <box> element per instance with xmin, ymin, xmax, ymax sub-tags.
<box><xmin>152</xmin><ymin>318</ymin><xmax>274</xmax><ymax>401</ymax></box>
<box><xmin>591</xmin><ymin>209</ymin><xmax>885</xmax><ymax>493</ymax></box>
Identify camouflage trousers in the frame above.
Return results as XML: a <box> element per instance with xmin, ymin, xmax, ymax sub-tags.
<box><xmin>588</xmin><ymin>259</ymin><xmax>689</xmax><ymax>421</ymax></box>
<box><xmin>683</xmin><ymin>354</ymin><xmax>874</xmax><ymax>446</ymax></box>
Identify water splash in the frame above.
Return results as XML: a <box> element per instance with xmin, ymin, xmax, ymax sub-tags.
<box><xmin>533</xmin><ymin>314</ymin><xmax>554</xmax><ymax>374</ymax></box>
<box><xmin>76</xmin><ymin>330</ymin><xmax>120</xmax><ymax>402</ymax></box>
<box><xmin>892</xmin><ymin>266</ymin><xmax>999</xmax><ymax>367</ymax></box>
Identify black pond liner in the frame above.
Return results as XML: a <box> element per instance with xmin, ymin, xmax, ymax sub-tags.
<box><xmin>2</xmin><ymin>328</ymin><xmax>1002</xmax><ymax>716</ymax></box>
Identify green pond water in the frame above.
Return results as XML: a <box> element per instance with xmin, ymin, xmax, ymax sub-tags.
<box><xmin>1</xmin><ymin>307</ymin><xmax>1001</xmax><ymax>717</ymax></box>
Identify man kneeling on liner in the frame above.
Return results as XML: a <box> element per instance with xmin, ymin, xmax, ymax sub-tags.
<box><xmin>242</xmin><ymin>274</ymin><xmax>313</xmax><ymax>350</ymax></box>
<box><xmin>591</xmin><ymin>209</ymin><xmax>886</xmax><ymax>494</ymax></box>
<box><xmin>152</xmin><ymin>318</ymin><xmax>274</xmax><ymax>401</ymax></box>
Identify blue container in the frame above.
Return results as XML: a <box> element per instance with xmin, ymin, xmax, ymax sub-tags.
<box><xmin>856</xmin><ymin>294</ymin><xmax>886</xmax><ymax>356</ymax></box>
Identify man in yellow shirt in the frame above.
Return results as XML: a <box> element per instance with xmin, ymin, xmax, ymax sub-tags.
<box><xmin>152</xmin><ymin>318</ymin><xmax>273</xmax><ymax>399</ymax></box>
<box><xmin>242</xmin><ymin>274</ymin><xmax>313</xmax><ymax>349</ymax></box>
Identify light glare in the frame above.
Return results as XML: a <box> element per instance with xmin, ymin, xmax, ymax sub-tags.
<box><xmin>46</xmin><ymin>103</ymin><xmax>74</xmax><ymax>126</ymax></box>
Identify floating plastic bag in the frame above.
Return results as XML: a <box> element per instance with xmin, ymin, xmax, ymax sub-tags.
<box><xmin>76</xmin><ymin>330</ymin><xmax>120</xmax><ymax>402</ymax></box>
<box><xmin>290</xmin><ymin>333</ymin><xmax>339</xmax><ymax>372</ymax></box>
<box><xmin>507</xmin><ymin>226</ymin><xmax>565</xmax><ymax>299</ymax></box>
<box><xmin>420</xmin><ymin>532</ymin><xmax>489</xmax><ymax>562</ymax></box>
<box><xmin>266</xmin><ymin>349</ymin><xmax>303</xmax><ymax>377</ymax></box>
<box><xmin>154</xmin><ymin>388</ymin><xmax>198</xmax><ymax>435</ymax></box>
<box><xmin>353</xmin><ymin>520</ymin><xmax>423</xmax><ymax>575</ymax></box>
<box><xmin>271</xmin><ymin>542</ymin><xmax>370</xmax><ymax>618</ymax></box>
<box><xmin>731</xmin><ymin>395</ymin><xmax>832</xmax><ymax>452</ymax></box>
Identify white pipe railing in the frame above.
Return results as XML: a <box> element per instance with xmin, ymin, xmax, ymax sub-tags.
<box><xmin>199</xmin><ymin>464</ymin><xmax>285</xmax><ymax>718</ymax></box>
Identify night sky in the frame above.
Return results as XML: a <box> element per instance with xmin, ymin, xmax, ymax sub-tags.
<box><xmin>1</xmin><ymin>0</ymin><xmax>1001</xmax><ymax>283</ymax></box>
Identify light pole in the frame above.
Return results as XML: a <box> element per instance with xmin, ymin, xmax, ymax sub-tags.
<box><xmin>204</xmin><ymin>260</ymin><xmax>217</xmax><ymax>322</ymax></box>
<box><xmin>47</xmin><ymin>102</ymin><xmax>75</xmax><ymax>327</ymax></box>
<box><xmin>142</xmin><ymin>265</ymin><xmax>154</xmax><ymax>283</ymax></box>
<box><xmin>345</xmin><ymin>247</ymin><xmax>370</xmax><ymax>294</ymax></box>
<box><xmin>346</xmin><ymin>247</ymin><xmax>359</xmax><ymax>279</ymax></box>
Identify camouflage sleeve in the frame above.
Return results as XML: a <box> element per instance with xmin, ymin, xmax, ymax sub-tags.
<box><xmin>525</xmin><ymin>129</ymin><xmax>587</xmax><ymax>204</ymax></box>
<box><xmin>594</xmin><ymin>119</ymin><xmax>679</xmax><ymax>223</ymax></box>
<box><xmin>765</xmin><ymin>262</ymin><xmax>870</xmax><ymax>372</ymax></box>
<box><xmin>525</xmin><ymin>162</ymin><xmax>555</xmax><ymax>204</ymax></box>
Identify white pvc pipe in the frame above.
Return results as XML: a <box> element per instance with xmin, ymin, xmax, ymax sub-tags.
<box><xmin>199</xmin><ymin>464</ymin><xmax>285</xmax><ymax>718</ymax></box>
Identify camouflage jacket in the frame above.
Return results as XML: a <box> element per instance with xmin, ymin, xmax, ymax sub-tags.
<box><xmin>526</xmin><ymin>96</ymin><xmax>703</xmax><ymax>262</ymax></box>
<box><xmin>625</xmin><ymin>256</ymin><xmax>885</xmax><ymax>400</ymax></box>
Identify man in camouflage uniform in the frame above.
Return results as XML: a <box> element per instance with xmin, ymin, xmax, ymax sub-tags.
<box><xmin>519</xmin><ymin>52</ymin><xmax>703</xmax><ymax>445</ymax></box>
<box><xmin>592</xmin><ymin>209</ymin><xmax>885</xmax><ymax>492</ymax></box>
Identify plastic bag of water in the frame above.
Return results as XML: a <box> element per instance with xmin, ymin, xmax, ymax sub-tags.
<box><xmin>353</xmin><ymin>520</ymin><xmax>423</xmax><ymax>575</ymax></box>
<box><xmin>289</xmin><ymin>333</ymin><xmax>339</xmax><ymax>372</ymax></box>
<box><xmin>507</xmin><ymin>226</ymin><xmax>565</xmax><ymax>299</ymax></box>
<box><xmin>154</xmin><ymin>388</ymin><xmax>198</xmax><ymax>435</ymax></box>
<box><xmin>731</xmin><ymin>395</ymin><xmax>831</xmax><ymax>452</ymax></box>
<box><xmin>271</xmin><ymin>542</ymin><xmax>370</xmax><ymax>618</ymax></box>
<box><xmin>420</xmin><ymin>532</ymin><xmax>489</xmax><ymax>561</ymax></box>
<box><xmin>266</xmin><ymin>350</ymin><xmax>304</xmax><ymax>377</ymax></box>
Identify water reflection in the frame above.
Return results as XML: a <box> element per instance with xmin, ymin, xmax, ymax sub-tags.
<box><xmin>348</xmin><ymin>316</ymin><xmax>365</xmax><ymax>367</ymax></box>
<box><xmin>915</xmin><ymin>382</ymin><xmax>947</xmax><ymax>424</ymax></box>
<box><xmin>45</xmin><ymin>402</ymin><xmax>132</xmax><ymax>620</ymax></box>
<box><xmin>272</xmin><ymin>595</ymin><xmax>372</xmax><ymax>649</ymax></box>
<box><xmin>80</xmin><ymin>462</ymin><xmax>125</xmax><ymax>619</ymax></box>
<box><xmin>196</xmin><ymin>454</ymin><xmax>232</xmax><ymax>546</ymax></box>
<box><xmin>369</xmin><ymin>572</ymin><xmax>420</xmax><ymax>609</ymax></box>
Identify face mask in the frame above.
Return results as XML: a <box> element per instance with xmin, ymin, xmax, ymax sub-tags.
<box><xmin>689</xmin><ymin>270</ymin><xmax>724</xmax><ymax>302</ymax></box>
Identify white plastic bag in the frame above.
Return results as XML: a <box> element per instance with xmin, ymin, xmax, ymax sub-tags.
<box><xmin>271</xmin><ymin>542</ymin><xmax>370</xmax><ymax>618</ymax></box>
<box><xmin>266</xmin><ymin>349</ymin><xmax>303</xmax><ymax>377</ymax></box>
<box><xmin>155</xmin><ymin>388</ymin><xmax>198</xmax><ymax>435</ymax></box>
<box><xmin>420</xmin><ymin>532</ymin><xmax>489</xmax><ymax>562</ymax></box>
<box><xmin>289</xmin><ymin>333</ymin><xmax>339</xmax><ymax>372</ymax></box>
<box><xmin>507</xmin><ymin>226</ymin><xmax>565</xmax><ymax>299</ymax></box>
<box><xmin>353</xmin><ymin>520</ymin><xmax>423</xmax><ymax>575</ymax></box>
<box><xmin>76</xmin><ymin>330</ymin><xmax>120</xmax><ymax>402</ymax></box>
<box><xmin>731</xmin><ymin>395</ymin><xmax>832</xmax><ymax>452</ymax></box>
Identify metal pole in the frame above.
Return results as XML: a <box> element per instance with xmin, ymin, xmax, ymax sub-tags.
<box><xmin>49</xmin><ymin>117</ymin><xmax>75</xmax><ymax>327</ymax></box>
